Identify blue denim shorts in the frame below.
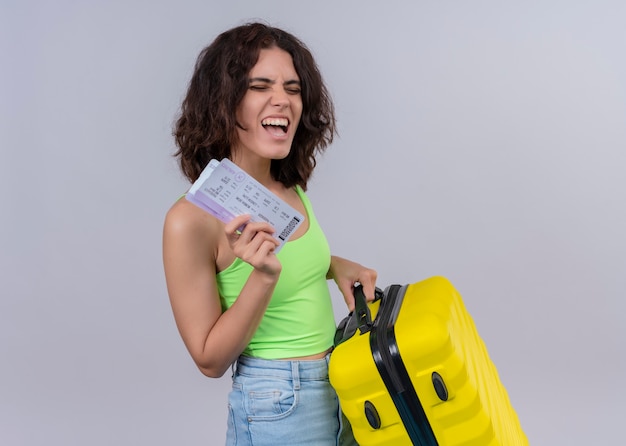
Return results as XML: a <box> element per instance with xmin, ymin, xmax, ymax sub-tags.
<box><xmin>225</xmin><ymin>354</ymin><xmax>357</xmax><ymax>446</ymax></box>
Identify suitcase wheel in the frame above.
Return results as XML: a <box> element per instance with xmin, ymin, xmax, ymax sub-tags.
<box><xmin>432</xmin><ymin>372</ymin><xmax>449</xmax><ymax>401</ymax></box>
<box><xmin>364</xmin><ymin>400</ymin><xmax>381</xmax><ymax>429</ymax></box>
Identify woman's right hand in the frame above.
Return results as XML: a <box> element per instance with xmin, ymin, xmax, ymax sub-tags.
<box><xmin>225</xmin><ymin>214</ymin><xmax>282</xmax><ymax>276</ymax></box>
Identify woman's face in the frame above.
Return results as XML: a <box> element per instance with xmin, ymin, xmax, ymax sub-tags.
<box><xmin>233</xmin><ymin>47</ymin><xmax>303</xmax><ymax>163</ymax></box>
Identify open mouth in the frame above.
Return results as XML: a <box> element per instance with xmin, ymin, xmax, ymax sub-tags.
<box><xmin>261</xmin><ymin>117</ymin><xmax>288</xmax><ymax>134</ymax></box>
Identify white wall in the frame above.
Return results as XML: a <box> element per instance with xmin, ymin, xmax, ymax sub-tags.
<box><xmin>2</xmin><ymin>1</ymin><xmax>624</xmax><ymax>444</ymax></box>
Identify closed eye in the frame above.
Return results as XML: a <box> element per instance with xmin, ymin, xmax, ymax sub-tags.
<box><xmin>249</xmin><ymin>84</ymin><xmax>270</xmax><ymax>91</ymax></box>
<box><xmin>285</xmin><ymin>80</ymin><xmax>301</xmax><ymax>95</ymax></box>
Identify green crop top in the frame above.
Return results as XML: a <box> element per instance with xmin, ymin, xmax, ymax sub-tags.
<box><xmin>216</xmin><ymin>186</ymin><xmax>336</xmax><ymax>359</ymax></box>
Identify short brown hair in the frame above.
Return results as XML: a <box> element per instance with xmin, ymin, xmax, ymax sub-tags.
<box><xmin>173</xmin><ymin>22</ymin><xmax>336</xmax><ymax>190</ymax></box>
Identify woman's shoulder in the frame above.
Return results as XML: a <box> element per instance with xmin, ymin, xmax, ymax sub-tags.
<box><xmin>164</xmin><ymin>196</ymin><xmax>221</xmax><ymax>244</ymax></box>
<box><xmin>163</xmin><ymin>196</ymin><xmax>237</xmax><ymax>274</ymax></box>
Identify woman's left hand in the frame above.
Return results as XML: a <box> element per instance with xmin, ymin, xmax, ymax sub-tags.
<box><xmin>328</xmin><ymin>256</ymin><xmax>378</xmax><ymax>311</ymax></box>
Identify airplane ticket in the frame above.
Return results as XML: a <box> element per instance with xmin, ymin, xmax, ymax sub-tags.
<box><xmin>186</xmin><ymin>158</ymin><xmax>304</xmax><ymax>252</ymax></box>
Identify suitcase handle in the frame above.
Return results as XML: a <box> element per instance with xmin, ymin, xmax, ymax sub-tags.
<box><xmin>353</xmin><ymin>284</ymin><xmax>384</xmax><ymax>334</ymax></box>
<box><xmin>333</xmin><ymin>285</ymin><xmax>384</xmax><ymax>346</ymax></box>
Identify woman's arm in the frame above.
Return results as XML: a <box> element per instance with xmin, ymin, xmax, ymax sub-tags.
<box><xmin>163</xmin><ymin>203</ymin><xmax>281</xmax><ymax>378</ymax></box>
<box><xmin>327</xmin><ymin>255</ymin><xmax>378</xmax><ymax>311</ymax></box>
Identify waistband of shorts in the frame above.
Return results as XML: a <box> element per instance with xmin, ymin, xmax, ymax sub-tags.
<box><xmin>234</xmin><ymin>354</ymin><xmax>330</xmax><ymax>381</ymax></box>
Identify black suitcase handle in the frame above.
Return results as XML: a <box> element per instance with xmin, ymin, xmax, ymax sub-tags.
<box><xmin>354</xmin><ymin>284</ymin><xmax>378</xmax><ymax>334</ymax></box>
<box><xmin>333</xmin><ymin>284</ymin><xmax>384</xmax><ymax>346</ymax></box>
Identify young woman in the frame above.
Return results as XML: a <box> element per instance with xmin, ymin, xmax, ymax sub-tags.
<box><xmin>163</xmin><ymin>22</ymin><xmax>377</xmax><ymax>445</ymax></box>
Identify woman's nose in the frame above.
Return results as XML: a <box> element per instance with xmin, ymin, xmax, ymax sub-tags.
<box><xmin>271</xmin><ymin>88</ymin><xmax>290</xmax><ymax>107</ymax></box>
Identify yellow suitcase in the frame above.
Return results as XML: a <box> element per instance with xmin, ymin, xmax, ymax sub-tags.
<box><xmin>329</xmin><ymin>276</ymin><xmax>528</xmax><ymax>445</ymax></box>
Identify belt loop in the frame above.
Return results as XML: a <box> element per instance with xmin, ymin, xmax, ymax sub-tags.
<box><xmin>230</xmin><ymin>358</ymin><xmax>238</xmax><ymax>378</ymax></box>
<box><xmin>291</xmin><ymin>361</ymin><xmax>301</xmax><ymax>390</ymax></box>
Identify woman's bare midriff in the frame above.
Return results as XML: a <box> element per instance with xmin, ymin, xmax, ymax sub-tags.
<box><xmin>279</xmin><ymin>347</ymin><xmax>332</xmax><ymax>361</ymax></box>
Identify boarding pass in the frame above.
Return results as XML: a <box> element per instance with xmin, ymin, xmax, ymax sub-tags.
<box><xmin>186</xmin><ymin>158</ymin><xmax>304</xmax><ymax>252</ymax></box>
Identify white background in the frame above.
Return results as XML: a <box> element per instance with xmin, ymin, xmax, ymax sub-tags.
<box><xmin>1</xmin><ymin>1</ymin><xmax>624</xmax><ymax>444</ymax></box>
